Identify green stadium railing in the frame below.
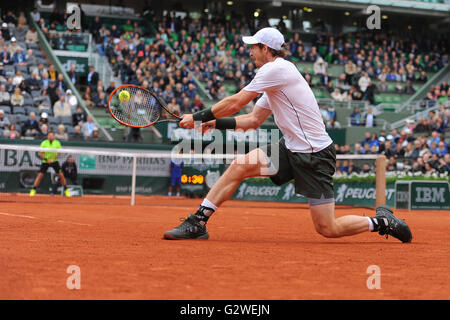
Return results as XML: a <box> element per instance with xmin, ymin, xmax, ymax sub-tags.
<box><xmin>30</xmin><ymin>17</ymin><xmax>113</xmax><ymax>141</ymax></box>
<box><xmin>398</xmin><ymin>63</ymin><xmax>450</xmax><ymax>112</ymax></box>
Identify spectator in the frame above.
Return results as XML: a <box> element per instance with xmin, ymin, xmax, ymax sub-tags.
<box><xmin>55</xmin><ymin>124</ymin><xmax>68</xmax><ymax>141</ymax></box>
<box><xmin>88</xmin><ymin>127</ymin><xmax>100</xmax><ymax>141</ymax></box>
<box><xmin>32</xmin><ymin>63</ymin><xmax>49</xmax><ymax>81</ymax></box>
<box><xmin>377</xmin><ymin>78</ymin><xmax>388</xmax><ymax>92</ymax></box>
<box><xmin>12</xmin><ymin>70</ymin><xmax>24</xmax><ymax>86</ymax></box>
<box><xmin>326</xmin><ymin>118</ymin><xmax>341</xmax><ymax>129</ymax></box>
<box><xmin>365</xmin><ymin>107</ymin><xmax>375</xmax><ymax>128</ymax></box>
<box><xmin>404</xmin><ymin>81</ymin><xmax>416</xmax><ymax>95</ymax></box>
<box><xmin>86</xmin><ymin>65</ymin><xmax>99</xmax><ymax>88</ymax></box>
<box><xmin>62</xmin><ymin>155</ymin><xmax>79</xmax><ymax>185</ymax></box>
<box><xmin>12</xmin><ymin>23</ymin><xmax>27</xmax><ymax>42</ymax></box>
<box><xmin>82</xmin><ymin>116</ymin><xmax>96</xmax><ymax>138</ymax></box>
<box><xmin>22</xmin><ymin>112</ymin><xmax>41</xmax><ymax>137</ymax></box>
<box><xmin>71</xmin><ymin>125</ymin><xmax>84</xmax><ymax>140</ymax></box>
<box><xmin>7</xmin><ymin>37</ymin><xmax>20</xmax><ymax>56</ymax></box>
<box><xmin>0</xmin><ymin>84</ymin><xmax>11</xmax><ymax>105</ymax></box>
<box><xmin>1</xmin><ymin>23</ymin><xmax>11</xmax><ymax>41</ymax></box>
<box><xmin>26</xmin><ymin>72</ymin><xmax>41</xmax><ymax>92</ymax></box>
<box><xmin>10</xmin><ymin>87</ymin><xmax>24</xmax><ymax>110</ymax></box>
<box><xmin>55</xmin><ymin>73</ymin><xmax>66</xmax><ymax>92</ymax></box>
<box><xmin>5</xmin><ymin>123</ymin><xmax>20</xmax><ymax>139</ymax></box>
<box><xmin>35</xmin><ymin>88</ymin><xmax>52</xmax><ymax>112</ymax></box>
<box><xmin>67</xmin><ymin>64</ymin><xmax>78</xmax><ymax>85</ymax></box>
<box><xmin>344</xmin><ymin>60</ymin><xmax>357</xmax><ymax>85</ymax></box>
<box><xmin>53</xmin><ymin>95</ymin><xmax>72</xmax><ymax>118</ymax></box>
<box><xmin>12</xmin><ymin>47</ymin><xmax>26</xmax><ymax>65</ymax></box>
<box><xmin>31</xmin><ymin>8</ymin><xmax>40</xmax><ymax>23</ymax></box>
<box><xmin>126</xmin><ymin>127</ymin><xmax>142</xmax><ymax>143</ymax></box>
<box><xmin>65</xmin><ymin>89</ymin><xmax>78</xmax><ymax>111</ymax></box>
<box><xmin>39</xmin><ymin>112</ymin><xmax>49</xmax><ymax>131</ymax></box>
<box><xmin>72</xmin><ymin>107</ymin><xmax>87</xmax><ymax>126</ymax></box>
<box><xmin>350</xmin><ymin>107</ymin><xmax>362</xmax><ymax>126</ymax></box>
<box><xmin>0</xmin><ymin>109</ymin><xmax>11</xmax><ymax>129</ymax></box>
<box><xmin>358</xmin><ymin>72</ymin><xmax>370</xmax><ymax>93</ymax></box>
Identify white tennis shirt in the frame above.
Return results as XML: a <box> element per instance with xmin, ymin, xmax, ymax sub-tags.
<box><xmin>244</xmin><ymin>57</ymin><xmax>333</xmax><ymax>153</ymax></box>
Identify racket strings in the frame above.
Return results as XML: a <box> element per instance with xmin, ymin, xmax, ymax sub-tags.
<box><xmin>110</xmin><ymin>86</ymin><xmax>162</xmax><ymax>127</ymax></box>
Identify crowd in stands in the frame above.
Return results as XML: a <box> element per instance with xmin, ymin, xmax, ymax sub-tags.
<box><xmin>0</xmin><ymin>10</ymin><xmax>103</xmax><ymax>141</ymax></box>
<box><xmin>334</xmin><ymin>104</ymin><xmax>449</xmax><ymax>175</ymax></box>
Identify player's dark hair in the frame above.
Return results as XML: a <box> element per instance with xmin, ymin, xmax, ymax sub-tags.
<box><xmin>257</xmin><ymin>43</ymin><xmax>286</xmax><ymax>58</ymax></box>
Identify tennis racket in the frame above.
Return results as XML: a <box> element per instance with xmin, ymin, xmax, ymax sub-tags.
<box><xmin>108</xmin><ymin>84</ymin><xmax>182</xmax><ymax>128</ymax></box>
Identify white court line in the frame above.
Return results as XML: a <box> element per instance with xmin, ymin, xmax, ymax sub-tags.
<box><xmin>56</xmin><ymin>220</ymin><xmax>93</xmax><ymax>227</ymax></box>
<box><xmin>0</xmin><ymin>212</ymin><xmax>36</xmax><ymax>219</ymax></box>
<box><xmin>0</xmin><ymin>212</ymin><xmax>92</xmax><ymax>226</ymax></box>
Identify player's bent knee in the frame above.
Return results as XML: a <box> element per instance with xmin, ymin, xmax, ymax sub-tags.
<box><xmin>314</xmin><ymin>224</ymin><xmax>340</xmax><ymax>238</ymax></box>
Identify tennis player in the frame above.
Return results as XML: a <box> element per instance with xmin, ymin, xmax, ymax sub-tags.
<box><xmin>30</xmin><ymin>131</ymin><xmax>71</xmax><ymax>197</ymax></box>
<box><xmin>163</xmin><ymin>28</ymin><xmax>412</xmax><ymax>243</ymax></box>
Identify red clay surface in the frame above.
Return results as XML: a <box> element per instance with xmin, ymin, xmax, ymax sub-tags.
<box><xmin>0</xmin><ymin>194</ymin><xmax>449</xmax><ymax>300</ymax></box>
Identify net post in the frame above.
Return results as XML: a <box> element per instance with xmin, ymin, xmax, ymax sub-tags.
<box><xmin>131</xmin><ymin>156</ymin><xmax>137</xmax><ymax>206</ymax></box>
<box><xmin>375</xmin><ymin>155</ymin><xmax>386</xmax><ymax>207</ymax></box>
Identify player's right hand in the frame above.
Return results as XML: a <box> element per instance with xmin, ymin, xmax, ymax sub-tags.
<box><xmin>179</xmin><ymin>114</ymin><xmax>194</xmax><ymax>129</ymax></box>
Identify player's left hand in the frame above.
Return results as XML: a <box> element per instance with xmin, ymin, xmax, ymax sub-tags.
<box><xmin>201</xmin><ymin>120</ymin><xmax>216</xmax><ymax>133</ymax></box>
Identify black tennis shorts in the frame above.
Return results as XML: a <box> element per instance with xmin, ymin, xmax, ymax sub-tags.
<box><xmin>264</xmin><ymin>138</ymin><xmax>336</xmax><ymax>199</ymax></box>
<box><xmin>39</xmin><ymin>161</ymin><xmax>62</xmax><ymax>174</ymax></box>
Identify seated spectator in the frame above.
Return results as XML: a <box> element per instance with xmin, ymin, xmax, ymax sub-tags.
<box><xmin>5</xmin><ymin>123</ymin><xmax>20</xmax><ymax>139</ymax></box>
<box><xmin>0</xmin><ymin>109</ymin><xmax>11</xmax><ymax>129</ymax></box>
<box><xmin>71</xmin><ymin>125</ymin><xmax>84</xmax><ymax>140</ymax></box>
<box><xmin>26</xmin><ymin>72</ymin><xmax>42</xmax><ymax>92</ymax></box>
<box><xmin>32</xmin><ymin>63</ymin><xmax>49</xmax><ymax>80</ymax></box>
<box><xmin>417</xmin><ymin>71</ymin><xmax>428</xmax><ymax>82</ymax></box>
<box><xmin>167</xmin><ymin>97</ymin><xmax>181</xmax><ymax>117</ymax></box>
<box><xmin>404</xmin><ymin>81</ymin><xmax>416</xmax><ymax>94</ymax></box>
<box><xmin>0</xmin><ymin>45</ymin><xmax>11</xmax><ymax>67</ymax></box>
<box><xmin>88</xmin><ymin>127</ymin><xmax>100</xmax><ymax>141</ymax></box>
<box><xmin>22</xmin><ymin>112</ymin><xmax>41</xmax><ymax>137</ymax></box>
<box><xmin>55</xmin><ymin>124</ymin><xmax>68</xmax><ymax>141</ymax></box>
<box><xmin>12</xmin><ymin>47</ymin><xmax>27</xmax><ymax>66</ymax></box>
<box><xmin>39</xmin><ymin>123</ymin><xmax>49</xmax><ymax>137</ymax></box>
<box><xmin>65</xmin><ymin>89</ymin><xmax>78</xmax><ymax>111</ymax></box>
<box><xmin>0</xmin><ymin>84</ymin><xmax>11</xmax><ymax>105</ymax></box>
<box><xmin>72</xmin><ymin>106</ymin><xmax>87</xmax><ymax>126</ymax></box>
<box><xmin>53</xmin><ymin>95</ymin><xmax>72</xmax><ymax>118</ymax></box>
<box><xmin>10</xmin><ymin>87</ymin><xmax>24</xmax><ymax>110</ymax></box>
<box><xmin>326</xmin><ymin>118</ymin><xmax>341</xmax><ymax>129</ymax></box>
<box><xmin>438</xmin><ymin>154</ymin><xmax>450</xmax><ymax>173</ymax></box>
<box><xmin>436</xmin><ymin>141</ymin><xmax>448</xmax><ymax>157</ymax></box>
<box><xmin>12</xmin><ymin>23</ymin><xmax>27</xmax><ymax>42</ymax></box>
<box><xmin>12</xmin><ymin>71</ymin><xmax>24</xmax><ymax>86</ymax></box>
<box><xmin>7</xmin><ymin>37</ymin><xmax>20</xmax><ymax>56</ymax></box>
<box><xmin>55</xmin><ymin>73</ymin><xmax>66</xmax><ymax>92</ymax></box>
<box><xmin>82</xmin><ymin>116</ymin><xmax>96</xmax><ymax>138</ymax></box>
<box><xmin>39</xmin><ymin>112</ymin><xmax>49</xmax><ymax>130</ymax></box>
<box><xmin>25</xmin><ymin>26</ymin><xmax>38</xmax><ymax>44</ymax></box>
<box><xmin>95</xmin><ymin>91</ymin><xmax>107</xmax><ymax>109</ymax></box>
<box><xmin>35</xmin><ymin>88</ymin><xmax>52</xmax><ymax>112</ymax></box>
<box><xmin>1</xmin><ymin>23</ymin><xmax>11</xmax><ymax>41</ymax></box>
<box><xmin>394</xmin><ymin>81</ymin><xmax>403</xmax><ymax>93</ymax></box>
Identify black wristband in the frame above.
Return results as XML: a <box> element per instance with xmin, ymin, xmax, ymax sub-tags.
<box><xmin>215</xmin><ymin>117</ymin><xmax>236</xmax><ymax>130</ymax></box>
<box><xmin>193</xmin><ymin>107</ymin><xmax>215</xmax><ymax>122</ymax></box>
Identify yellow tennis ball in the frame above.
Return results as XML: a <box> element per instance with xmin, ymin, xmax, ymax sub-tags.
<box><xmin>119</xmin><ymin>90</ymin><xmax>130</xmax><ymax>102</ymax></box>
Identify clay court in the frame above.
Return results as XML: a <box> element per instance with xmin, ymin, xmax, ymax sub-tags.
<box><xmin>0</xmin><ymin>194</ymin><xmax>449</xmax><ymax>300</ymax></box>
